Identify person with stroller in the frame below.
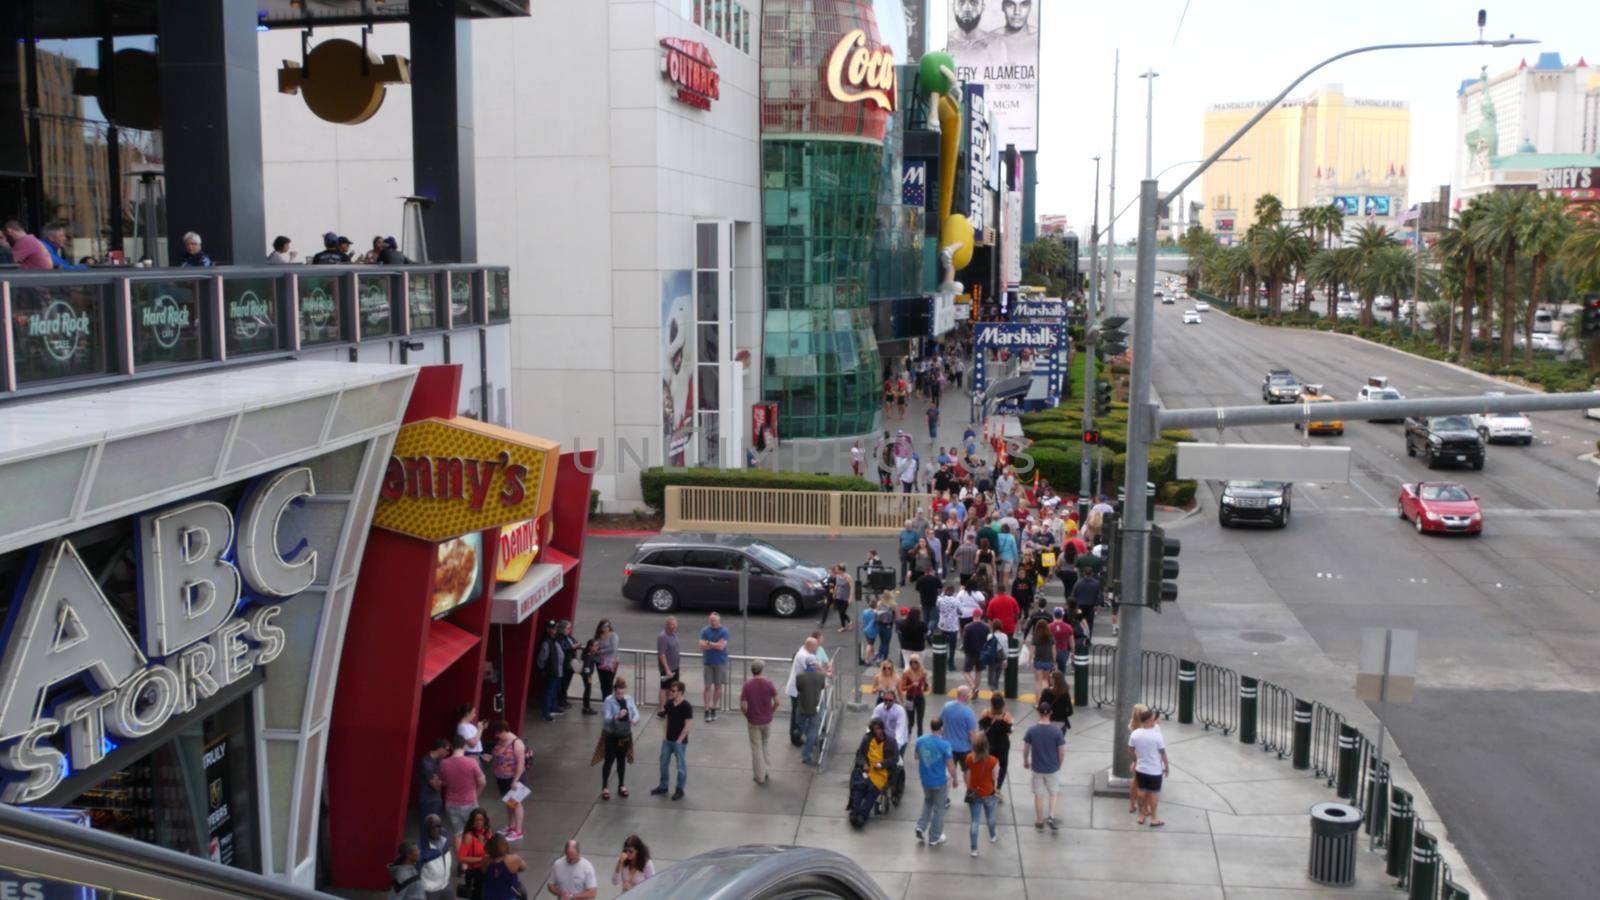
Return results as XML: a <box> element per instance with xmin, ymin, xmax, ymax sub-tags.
<box><xmin>847</xmin><ymin>719</ymin><xmax>900</xmax><ymax>828</ymax></box>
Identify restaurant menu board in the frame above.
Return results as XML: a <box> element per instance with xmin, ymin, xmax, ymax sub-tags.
<box><xmin>449</xmin><ymin>271</ymin><xmax>478</xmax><ymax>326</ymax></box>
<box><xmin>487</xmin><ymin>270</ymin><xmax>511</xmax><ymax>323</ymax></box>
<box><xmin>358</xmin><ymin>275</ymin><xmax>396</xmax><ymax>339</ymax></box>
<box><xmin>224</xmin><ymin>278</ymin><xmax>283</xmax><ymax>356</ymax></box>
<box><xmin>131</xmin><ymin>280</ymin><xmax>206</xmax><ymax>368</ymax></box>
<box><xmin>298</xmin><ymin>275</ymin><xmax>343</xmax><ymax>346</ymax></box>
<box><xmin>9</xmin><ymin>283</ymin><xmax>114</xmax><ymax>385</ymax></box>
<box><xmin>431</xmin><ymin>531</ymin><xmax>484</xmax><ymax>618</ymax></box>
<box><xmin>409</xmin><ymin>274</ymin><xmax>439</xmax><ymax>332</ymax></box>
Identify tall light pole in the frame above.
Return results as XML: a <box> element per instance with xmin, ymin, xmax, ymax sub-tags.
<box><xmin>1081</xmin><ymin>155</ymin><xmax>1103</xmax><ymax>511</ymax></box>
<box><xmin>1138</xmin><ymin>69</ymin><xmax>1159</xmax><ymax>179</ymax></box>
<box><xmin>1105</xmin><ymin>50</ymin><xmax>1121</xmax><ymax>313</ymax></box>
<box><xmin>1107</xmin><ymin>31</ymin><xmax>1540</xmax><ymax>784</ymax></box>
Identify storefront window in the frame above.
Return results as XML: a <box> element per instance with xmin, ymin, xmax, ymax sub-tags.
<box><xmin>130</xmin><ymin>278</ymin><xmax>208</xmax><ymax>368</ymax></box>
<box><xmin>298</xmin><ymin>274</ymin><xmax>345</xmax><ymax>346</ymax></box>
<box><xmin>486</xmin><ymin>270</ymin><xmax>511</xmax><ymax>323</ymax></box>
<box><xmin>9</xmin><ymin>281</ymin><xmax>117</xmax><ymax>386</ymax></box>
<box><xmin>409</xmin><ymin>273</ymin><xmax>441</xmax><ymax>332</ymax></box>
<box><xmin>223</xmin><ymin>276</ymin><xmax>286</xmax><ymax>356</ymax></box>
<box><xmin>356</xmin><ymin>274</ymin><xmax>399</xmax><ymax>339</ymax></box>
<box><xmin>448</xmin><ymin>271</ymin><xmax>479</xmax><ymax>327</ymax></box>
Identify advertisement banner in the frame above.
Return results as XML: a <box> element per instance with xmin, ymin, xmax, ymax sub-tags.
<box><xmin>1014</xmin><ymin>298</ymin><xmax>1066</xmax><ymax>320</ymax></box>
<box><xmin>1333</xmin><ymin>195</ymin><xmax>1360</xmax><ymax>216</ymax></box>
<box><xmin>1004</xmin><ymin>191</ymin><xmax>1023</xmax><ymax>285</ymax></box>
<box><xmin>751</xmin><ymin>402</ymin><xmax>779</xmax><ymax>453</ymax></box>
<box><xmin>902</xmin><ymin>159</ymin><xmax>927</xmax><ymax>207</ymax></box>
<box><xmin>947</xmin><ymin>0</ymin><xmax>1040</xmax><ymax>152</ymax></box>
<box><xmin>966</xmin><ymin>85</ymin><xmax>991</xmax><ymax>223</ymax></box>
<box><xmin>204</xmin><ymin>737</ymin><xmax>235</xmax><ymax>865</ymax></box>
<box><xmin>374</xmin><ymin>417</ymin><xmax>560</xmax><ymax>542</ymax></box>
<box><xmin>661</xmin><ymin>271</ymin><xmax>695</xmax><ymax>467</ymax></box>
<box><xmin>1363</xmin><ymin>195</ymin><xmax>1391</xmax><ymax>216</ymax></box>
<box><xmin>930</xmin><ymin>294</ymin><xmax>957</xmax><ymax>337</ymax></box>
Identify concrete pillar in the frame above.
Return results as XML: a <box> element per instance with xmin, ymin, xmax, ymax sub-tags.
<box><xmin>408</xmin><ymin>0</ymin><xmax>476</xmax><ymax>262</ymax></box>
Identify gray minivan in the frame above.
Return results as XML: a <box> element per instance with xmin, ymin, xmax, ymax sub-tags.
<box><xmin>621</xmin><ymin>535</ymin><xmax>830</xmax><ymax>617</ymax></box>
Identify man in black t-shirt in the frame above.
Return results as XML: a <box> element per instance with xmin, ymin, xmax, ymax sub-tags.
<box><xmin>914</xmin><ymin>570</ymin><xmax>943</xmax><ymax>622</ymax></box>
<box><xmin>961</xmin><ymin>618</ymin><xmax>991</xmax><ymax>694</ymax></box>
<box><xmin>310</xmin><ymin>231</ymin><xmax>350</xmax><ymax>264</ymax></box>
<box><xmin>652</xmin><ymin>682</ymin><xmax>692</xmax><ymax>799</ymax></box>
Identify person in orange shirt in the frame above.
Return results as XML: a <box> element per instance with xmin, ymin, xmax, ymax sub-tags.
<box><xmin>964</xmin><ymin>735</ymin><xmax>1001</xmax><ymax>856</ymax></box>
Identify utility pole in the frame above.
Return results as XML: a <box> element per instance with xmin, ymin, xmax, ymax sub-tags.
<box><xmin>1139</xmin><ymin>69</ymin><xmax>1159</xmax><ymax>178</ymax></box>
<box><xmin>1105</xmin><ymin>31</ymin><xmax>1539</xmax><ymax>784</ymax></box>
<box><xmin>1105</xmin><ymin>50</ymin><xmax>1120</xmax><ymax>314</ymax></box>
<box><xmin>1081</xmin><ymin>155</ymin><xmax>1102</xmax><ymax>515</ymax></box>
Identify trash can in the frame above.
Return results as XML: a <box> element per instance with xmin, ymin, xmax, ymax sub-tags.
<box><xmin>1308</xmin><ymin>802</ymin><xmax>1363</xmax><ymax>887</ymax></box>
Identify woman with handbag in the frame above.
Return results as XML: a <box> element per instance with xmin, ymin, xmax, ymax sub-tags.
<box><xmin>488</xmin><ymin>722</ymin><xmax>528</xmax><ymax>842</ymax></box>
<box><xmin>594</xmin><ymin>620</ymin><xmax>620</xmax><ymax>700</ymax></box>
<box><xmin>898</xmin><ymin>655</ymin><xmax>929</xmax><ymax>737</ymax></box>
<box><xmin>478</xmin><ymin>834</ymin><xmax>528</xmax><ymax>900</ymax></box>
<box><xmin>455</xmin><ymin>808</ymin><xmax>492</xmax><ymax>899</ymax></box>
<box><xmin>417</xmin><ymin>815</ymin><xmax>454</xmax><ymax>900</ymax></box>
<box><xmin>964</xmin><ymin>735</ymin><xmax>1000</xmax><ymax>857</ymax></box>
<box><xmin>598</xmin><ymin>677</ymin><xmax>639</xmax><ymax>800</ymax></box>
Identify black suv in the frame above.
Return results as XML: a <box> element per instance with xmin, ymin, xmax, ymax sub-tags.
<box><xmin>1218</xmin><ymin>480</ymin><xmax>1292</xmax><ymax>528</ymax></box>
<box><xmin>1405</xmin><ymin>415</ymin><xmax>1485</xmax><ymax>470</ymax></box>
<box><xmin>1262</xmin><ymin>370</ymin><xmax>1301</xmax><ymax>403</ymax></box>
<box><xmin>622</xmin><ymin>535</ymin><xmax>829</xmax><ymax>617</ymax></box>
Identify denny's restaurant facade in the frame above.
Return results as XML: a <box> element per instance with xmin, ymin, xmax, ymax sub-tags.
<box><xmin>324</xmin><ymin>365</ymin><xmax>595</xmax><ymax>890</ymax></box>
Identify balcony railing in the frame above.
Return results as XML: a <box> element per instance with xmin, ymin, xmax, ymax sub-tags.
<box><xmin>0</xmin><ymin>263</ymin><xmax>510</xmax><ymax>400</ymax></box>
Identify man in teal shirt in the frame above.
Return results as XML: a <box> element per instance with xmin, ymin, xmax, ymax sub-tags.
<box><xmin>995</xmin><ymin>523</ymin><xmax>1019</xmax><ymax>588</ymax></box>
<box><xmin>913</xmin><ymin>717</ymin><xmax>958</xmax><ymax>846</ymax></box>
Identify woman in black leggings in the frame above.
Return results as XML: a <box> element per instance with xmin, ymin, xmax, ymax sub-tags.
<box><xmin>979</xmin><ymin>693</ymin><xmax>1013</xmax><ymax>792</ymax></box>
<box><xmin>599</xmin><ymin>677</ymin><xmax>639</xmax><ymax>800</ymax></box>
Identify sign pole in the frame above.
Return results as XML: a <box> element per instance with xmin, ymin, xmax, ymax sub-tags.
<box><xmin>1375</xmin><ymin>628</ymin><xmax>1391</xmax><ymax>769</ymax></box>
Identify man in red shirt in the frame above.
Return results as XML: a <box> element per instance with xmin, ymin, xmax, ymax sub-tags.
<box><xmin>438</xmin><ymin>735</ymin><xmax>485</xmax><ymax>837</ymax></box>
<box><xmin>985</xmin><ymin>590</ymin><xmax>1021</xmax><ymax>635</ymax></box>
<box><xmin>3</xmin><ymin>220</ymin><xmax>53</xmax><ymax>270</ymax></box>
<box><xmin>1047</xmin><ymin>608</ymin><xmax>1076</xmax><ymax>673</ymax></box>
<box><xmin>739</xmin><ymin>660</ymin><xmax>781</xmax><ymax>785</ymax></box>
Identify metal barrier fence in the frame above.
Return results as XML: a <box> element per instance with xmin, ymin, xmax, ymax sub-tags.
<box><xmin>1193</xmin><ymin>660</ymin><xmax>1238</xmax><ymax>734</ymax></box>
<box><xmin>1257</xmin><ymin>679</ymin><xmax>1296</xmax><ymax>759</ymax></box>
<box><xmin>663</xmin><ymin>485</ymin><xmax>937</xmax><ymax>536</ymax></box>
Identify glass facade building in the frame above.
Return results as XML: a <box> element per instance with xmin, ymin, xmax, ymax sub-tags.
<box><xmin>759</xmin><ymin>0</ymin><xmax>891</xmax><ymax>439</ymax></box>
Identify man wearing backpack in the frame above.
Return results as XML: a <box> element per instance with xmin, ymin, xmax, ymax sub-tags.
<box><xmin>981</xmin><ymin>618</ymin><xmax>1006</xmax><ymax>693</ymax></box>
<box><xmin>875</xmin><ymin>603</ymin><xmax>896</xmax><ymax>663</ymax></box>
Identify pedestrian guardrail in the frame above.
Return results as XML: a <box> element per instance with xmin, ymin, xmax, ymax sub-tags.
<box><xmin>662</xmin><ymin>485</ymin><xmax>937</xmax><ymax>535</ymax></box>
<box><xmin>1079</xmin><ymin>643</ymin><xmax>1469</xmax><ymax>898</ymax></box>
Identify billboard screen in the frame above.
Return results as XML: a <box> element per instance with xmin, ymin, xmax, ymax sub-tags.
<box><xmin>1333</xmin><ymin>195</ymin><xmax>1360</xmax><ymax>216</ymax></box>
<box><xmin>947</xmin><ymin>0</ymin><xmax>1039</xmax><ymax>152</ymax></box>
<box><xmin>1364</xmin><ymin>195</ymin><xmax>1391</xmax><ymax>216</ymax></box>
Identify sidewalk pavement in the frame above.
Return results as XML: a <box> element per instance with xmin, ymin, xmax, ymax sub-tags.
<box><xmin>403</xmin><ymin>689</ymin><xmax>1417</xmax><ymax>900</ymax></box>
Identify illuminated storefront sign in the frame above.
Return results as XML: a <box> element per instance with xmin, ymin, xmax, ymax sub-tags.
<box><xmin>973</xmin><ymin>322</ymin><xmax>1062</xmax><ymax>348</ymax></box>
<box><xmin>825</xmin><ymin>28</ymin><xmax>895</xmax><ymax>111</ymax></box>
<box><xmin>375</xmin><ymin>417</ymin><xmax>560</xmax><ymax>542</ymax></box>
<box><xmin>1539</xmin><ymin>166</ymin><xmax>1598</xmax><ymax>199</ymax></box>
<box><xmin>495</xmin><ymin>517</ymin><xmax>546</xmax><ymax>584</ymax></box>
<box><xmin>660</xmin><ymin>38</ymin><xmax>720</xmax><ymax>110</ymax></box>
<box><xmin>0</xmin><ymin>467</ymin><xmax>317</xmax><ymax>804</ymax></box>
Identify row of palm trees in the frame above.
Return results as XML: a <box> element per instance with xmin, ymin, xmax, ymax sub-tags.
<box><xmin>1181</xmin><ymin>191</ymin><xmax>1600</xmax><ymax>369</ymax></box>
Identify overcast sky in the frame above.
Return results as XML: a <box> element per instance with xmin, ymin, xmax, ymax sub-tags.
<box><xmin>927</xmin><ymin>0</ymin><xmax>1599</xmax><ymax>233</ymax></box>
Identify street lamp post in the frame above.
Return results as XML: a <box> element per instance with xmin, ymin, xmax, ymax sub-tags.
<box><xmin>1139</xmin><ymin>69</ymin><xmax>1159</xmax><ymax>179</ymax></box>
<box><xmin>1107</xmin><ymin>32</ymin><xmax>1539</xmax><ymax>784</ymax></box>
<box><xmin>1081</xmin><ymin>155</ymin><xmax>1103</xmax><ymax>513</ymax></box>
<box><xmin>1105</xmin><ymin>50</ymin><xmax>1121</xmax><ymax>314</ymax></box>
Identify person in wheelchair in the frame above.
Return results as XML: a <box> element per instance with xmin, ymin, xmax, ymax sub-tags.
<box><xmin>847</xmin><ymin>719</ymin><xmax>901</xmax><ymax>828</ymax></box>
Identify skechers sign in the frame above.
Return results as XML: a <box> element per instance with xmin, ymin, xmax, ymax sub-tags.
<box><xmin>0</xmin><ymin>468</ymin><xmax>318</xmax><ymax>803</ymax></box>
<box><xmin>973</xmin><ymin>323</ymin><xmax>1061</xmax><ymax>349</ymax></box>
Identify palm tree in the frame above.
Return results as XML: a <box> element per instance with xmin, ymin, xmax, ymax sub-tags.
<box><xmin>1436</xmin><ymin>200</ymin><xmax>1489</xmax><ymax>361</ymax></box>
<box><xmin>1557</xmin><ymin>215</ymin><xmax>1600</xmax><ymax>369</ymax></box>
<box><xmin>1515</xmin><ymin>195</ymin><xmax>1573</xmax><ymax>364</ymax></box>
<box><xmin>1362</xmin><ymin>246</ymin><xmax>1417</xmax><ymax>323</ymax></box>
<box><xmin>1254</xmin><ymin>193</ymin><xmax>1284</xmax><ymax>228</ymax></box>
<box><xmin>1179</xmin><ymin>224</ymin><xmax>1213</xmax><ymax>291</ymax></box>
<box><xmin>1201</xmin><ymin>244</ymin><xmax>1250</xmax><ymax>302</ymax></box>
<box><xmin>1347</xmin><ymin>222</ymin><xmax>1399</xmax><ymax>326</ymax></box>
<box><xmin>1252</xmin><ymin>224</ymin><xmax>1313</xmax><ymax>316</ymax></box>
<box><xmin>1470</xmin><ymin>190</ymin><xmax>1535</xmax><ymax>366</ymax></box>
<box><xmin>1301</xmin><ymin>203</ymin><xmax>1344</xmax><ymax>250</ymax></box>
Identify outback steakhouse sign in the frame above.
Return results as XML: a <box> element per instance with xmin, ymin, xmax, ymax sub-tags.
<box><xmin>825</xmin><ymin>28</ymin><xmax>895</xmax><ymax>111</ymax></box>
<box><xmin>660</xmin><ymin>38</ymin><xmax>719</xmax><ymax>110</ymax></box>
<box><xmin>375</xmin><ymin>417</ymin><xmax>560</xmax><ymax>542</ymax></box>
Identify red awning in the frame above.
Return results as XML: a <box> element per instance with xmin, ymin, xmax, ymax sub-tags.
<box><xmin>421</xmin><ymin>618</ymin><xmax>479</xmax><ymax>685</ymax></box>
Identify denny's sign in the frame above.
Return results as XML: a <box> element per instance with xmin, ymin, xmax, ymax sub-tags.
<box><xmin>825</xmin><ymin>28</ymin><xmax>895</xmax><ymax>111</ymax></box>
<box><xmin>374</xmin><ymin>417</ymin><xmax>559</xmax><ymax>542</ymax></box>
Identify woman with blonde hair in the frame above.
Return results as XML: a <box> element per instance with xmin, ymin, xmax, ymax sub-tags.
<box><xmin>871</xmin><ymin>659</ymin><xmax>898</xmax><ymax>697</ymax></box>
<box><xmin>899</xmin><ymin>654</ymin><xmax>929</xmax><ymax>737</ymax></box>
<box><xmin>1127</xmin><ymin>702</ymin><xmax>1150</xmax><ymax>813</ymax></box>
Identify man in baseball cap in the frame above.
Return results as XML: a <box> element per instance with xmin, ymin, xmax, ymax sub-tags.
<box><xmin>311</xmin><ymin>231</ymin><xmax>349</xmax><ymax>265</ymax></box>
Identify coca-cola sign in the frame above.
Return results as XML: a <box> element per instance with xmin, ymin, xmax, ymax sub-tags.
<box><xmin>660</xmin><ymin>38</ymin><xmax>719</xmax><ymax>110</ymax></box>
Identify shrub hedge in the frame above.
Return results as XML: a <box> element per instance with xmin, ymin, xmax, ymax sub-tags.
<box><xmin>638</xmin><ymin>467</ymin><xmax>878</xmax><ymax>511</ymax></box>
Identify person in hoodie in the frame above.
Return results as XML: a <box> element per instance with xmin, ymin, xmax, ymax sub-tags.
<box><xmin>387</xmin><ymin>841</ymin><xmax>425</xmax><ymax>900</ymax></box>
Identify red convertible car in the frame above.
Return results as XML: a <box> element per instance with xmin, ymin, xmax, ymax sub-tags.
<box><xmin>1398</xmin><ymin>482</ymin><xmax>1483</xmax><ymax>535</ymax></box>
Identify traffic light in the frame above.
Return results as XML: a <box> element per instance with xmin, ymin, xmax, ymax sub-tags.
<box><xmin>1083</xmin><ymin>429</ymin><xmax>1101</xmax><ymax>445</ymax></box>
<box><xmin>1095</xmin><ymin>380</ymin><xmax>1113</xmax><ymax>416</ymax></box>
<box><xmin>1582</xmin><ymin>293</ymin><xmax>1600</xmax><ymax>339</ymax></box>
<box><xmin>1146</xmin><ymin>524</ymin><xmax>1180</xmax><ymax>612</ymax></box>
<box><xmin>1101</xmin><ymin>316</ymin><xmax>1130</xmax><ymax>357</ymax></box>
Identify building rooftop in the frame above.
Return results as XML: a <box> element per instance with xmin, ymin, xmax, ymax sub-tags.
<box><xmin>1492</xmin><ymin>150</ymin><xmax>1600</xmax><ymax>170</ymax></box>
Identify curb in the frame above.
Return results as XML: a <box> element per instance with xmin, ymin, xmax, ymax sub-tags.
<box><xmin>587</xmin><ymin>528</ymin><xmax>661</xmax><ymax>538</ymax></box>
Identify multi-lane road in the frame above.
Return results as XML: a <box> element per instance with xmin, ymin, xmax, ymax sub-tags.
<box><xmin>1141</xmin><ymin>295</ymin><xmax>1600</xmax><ymax>900</ymax></box>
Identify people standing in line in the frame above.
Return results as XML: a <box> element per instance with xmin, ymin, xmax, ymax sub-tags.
<box><xmin>439</xmin><ymin>736</ymin><xmax>484</xmax><ymax>837</ymax></box>
<box><xmin>939</xmin><ymin>686</ymin><xmax>978</xmax><ymax>785</ymax></box>
<box><xmin>979</xmin><ymin>694</ymin><xmax>1013</xmax><ymax>799</ymax></box>
<box><xmin>655</xmin><ymin>616</ymin><xmax>681</xmax><ymax>713</ymax></box>
<box><xmin>488</xmin><ymin>722</ymin><xmax>529</xmax><ymax>842</ymax></box>
<box><xmin>965</xmin><ymin>735</ymin><xmax>1001</xmax><ymax>856</ymax></box>
<box><xmin>577</xmin><ymin>632</ymin><xmax>600</xmax><ymax>716</ymax></box>
<box><xmin>479</xmin><ymin>834</ymin><xmax>527</xmax><ymax>900</ymax></box>
<box><xmin>556</xmin><ymin>621</ymin><xmax>580</xmax><ymax>713</ymax></box>
<box><xmin>536</xmin><ymin>620</ymin><xmax>566</xmax><ymax>721</ymax></box>
<box><xmin>455</xmin><ymin>808</ymin><xmax>492</xmax><ymax>899</ymax></box>
<box><xmin>415</xmin><ymin>738</ymin><xmax>449</xmax><ymax>836</ymax></box>
<box><xmin>960</xmin><ymin>614</ymin><xmax>990</xmax><ymax>695</ymax></box>
<box><xmin>700</xmin><ymin>612</ymin><xmax>732</xmax><ymax>720</ymax></box>
<box><xmin>1022</xmin><ymin>703</ymin><xmax>1067</xmax><ymax>831</ymax></box>
<box><xmin>594</xmin><ymin>620</ymin><xmax>620</xmax><ymax>699</ymax></box>
<box><xmin>610</xmin><ymin>834</ymin><xmax>655</xmax><ymax>893</ymax></box>
<box><xmin>651</xmin><ymin>681</ymin><xmax>691</xmax><ymax>800</ymax></box>
<box><xmin>1126</xmin><ymin>703</ymin><xmax>1150</xmax><ymax>814</ymax></box>
<box><xmin>739</xmin><ymin>660</ymin><xmax>780</xmax><ymax>784</ymax></box>
<box><xmin>387</xmin><ymin>841</ymin><xmax>424</xmax><ymax>900</ymax></box>
<box><xmin>546</xmin><ymin>839</ymin><xmax>598</xmax><ymax>900</ymax></box>
<box><xmin>1129</xmin><ymin>707</ymin><xmax>1169</xmax><ymax>826</ymax></box>
<box><xmin>266</xmin><ymin>235</ymin><xmax>298</xmax><ymax>263</ymax></box>
<box><xmin>455</xmin><ymin>705</ymin><xmax>484</xmax><ymax>756</ymax></box>
<box><xmin>794</xmin><ymin>661</ymin><xmax>828</xmax><ymax>765</ymax></box>
<box><xmin>912</xmin><ymin>716</ymin><xmax>957</xmax><ymax>846</ymax></box>
<box><xmin>599</xmin><ymin>677</ymin><xmax>639</xmax><ymax>800</ymax></box>
<box><xmin>820</xmin><ymin>564</ymin><xmax>853</xmax><ymax>631</ymax></box>
<box><xmin>897</xmin><ymin>608</ymin><xmax>928</xmax><ymax>671</ymax></box>
<box><xmin>935</xmin><ymin>585</ymin><xmax>961</xmax><ymax>669</ymax></box>
<box><xmin>417</xmin><ymin>814</ymin><xmax>453</xmax><ymax>900</ymax></box>
<box><xmin>899</xmin><ymin>654</ymin><xmax>929</xmax><ymax>738</ymax></box>
<box><xmin>1040</xmin><ymin>670</ymin><xmax>1074</xmax><ymax>735</ymax></box>
<box><xmin>1030</xmin><ymin>620</ymin><xmax>1056</xmax><ymax>695</ymax></box>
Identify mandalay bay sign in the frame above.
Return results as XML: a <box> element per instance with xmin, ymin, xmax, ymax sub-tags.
<box><xmin>0</xmin><ymin>468</ymin><xmax>319</xmax><ymax>803</ymax></box>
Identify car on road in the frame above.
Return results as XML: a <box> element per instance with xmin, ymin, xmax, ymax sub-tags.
<box><xmin>1398</xmin><ymin>482</ymin><xmax>1483</xmax><ymax>535</ymax></box>
<box><xmin>1514</xmin><ymin>332</ymin><xmax>1564</xmax><ymax>352</ymax></box>
<box><xmin>622</xmin><ymin>535</ymin><xmax>829</xmax><ymax>617</ymax></box>
<box><xmin>1162</xmin><ymin>294</ymin><xmax>1176</xmax><ymax>305</ymax></box>
<box><xmin>1182</xmin><ymin>308</ymin><xmax>1202</xmax><ymax>324</ymax></box>
<box><xmin>1262</xmin><ymin>369</ymin><xmax>1301</xmax><ymax>403</ymax></box>
<box><xmin>1533</xmin><ymin>308</ymin><xmax>1556</xmax><ymax>333</ymax></box>
<box><xmin>1218</xmin><ymin>480</ymin><xmax>1292</xmax><ymax>528</ymax></box>
<box><xmin>1193</xmin><ymin>300</ymin><xmax>1211</xmax><ymax>312</ymax></box>
<box><xmin>1293</xmin><ymin>390</ymin><xmax>1343</xmax><ymax>435</ymax></box>
<box><xmin>1375</xmin><ymin>295</ymin><xmax>1393</xmax><ymax>311</ymax></box>
<box><xmin>1469</xmin><ymin>394</ymin><xmax>1534</xmax><ymax>444</ymax></box>
<box><xmin>1356</xmin><ymin>376</ymin><xmax>1405</xmax><ymax>422</ymax></box>
<box><xmin>1404</xmin><ymin>415</ymin><xmax>1486</xmax><ymax>470</ymax></box>
<box><xmin>1336</xmin><ymin>302</ymin><xmax>1360</xmax><ymax>320</ymax></box>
